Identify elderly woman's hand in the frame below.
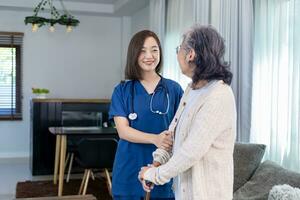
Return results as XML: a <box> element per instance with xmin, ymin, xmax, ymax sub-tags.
<box><xmin>154</xmin><ymin>130</ymin><xmax>173</xmax><ymax>151</ymax></box>
<box><xmin>138</xmin><ymin>165</ymin><xmax>154</xmax><ymax>192</ymax></box>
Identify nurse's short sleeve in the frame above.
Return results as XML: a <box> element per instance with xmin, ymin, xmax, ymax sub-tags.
<box><xmin>109</xmin><ymin>84</ymin><xmax>128</xmax><ymax>120</ymax></box>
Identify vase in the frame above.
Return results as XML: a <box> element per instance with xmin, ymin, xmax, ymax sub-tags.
<box><xmin>35</xmin><ymin>93</ymin><xmax>47</xmax><ymax>99</ymax></box>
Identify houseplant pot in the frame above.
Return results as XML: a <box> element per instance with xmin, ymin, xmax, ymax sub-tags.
<box><xmin>32</xmin><ymin>87</ymin><xmax>50</xmax><ymax>99</ymax></box>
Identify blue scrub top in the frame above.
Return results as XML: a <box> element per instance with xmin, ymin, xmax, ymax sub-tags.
<box><xmin>109</xmin><ymin>77</ymin><xmax>183</xmax><ymax>198</ymax></box>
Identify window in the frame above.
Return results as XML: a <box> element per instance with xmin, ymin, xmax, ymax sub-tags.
<box><xmin>251</xmin><ymin>0</ymin><xmax>300</xmax><ymax>171</ymax></box>
<box><xmin>0</xmin><ymin>32</ymin><xmax>23</xmax><ymax>120</ymax></box>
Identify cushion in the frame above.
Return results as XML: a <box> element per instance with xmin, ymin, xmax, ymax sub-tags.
<box><xmin>233</xmin><ymin>160</ymin><xmax>300</xmax><ymax>200</ymax></box>
<box><xmin>233</xmin><ymin>142</ymin><xmax>266</xmax><ymax>191</ymax></box>
<box><xmin>268</xmin><ymin>184</ymin><xmax>300</xmax><ymax>200</ymax></box>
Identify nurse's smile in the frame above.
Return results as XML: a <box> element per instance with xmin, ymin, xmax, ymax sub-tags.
<box><xmin>143</xmin><ymin>60</ymin><xmax>155</xmax><ymax>65</ymax></box>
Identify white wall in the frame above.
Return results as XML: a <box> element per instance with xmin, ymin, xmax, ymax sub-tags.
<box><xmin>0</xmin><ymin>10</ymin><xmax>124</xmax><ymax>158</ymax></box>
<box><xmin>120</xmin><ymin>16</ymin><xmax>132</xmax><ymax>80</ymax></box>
<box><xmin>131</xmin><ymin>5</ymin><xmax>150</xmax><ymax>35</ymax></box>
<box><xmin>0</xmin><ymin>0</ymin><xmax>151</xmax><ymax>159</ymax></box>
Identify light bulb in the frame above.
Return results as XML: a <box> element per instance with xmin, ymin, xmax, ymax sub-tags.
<box><xmin>66</xmin><ymin>25</ymin><xmax>73</xmax><ymax>33</ymax></box>
<box><xmin>49</xmin><ymin>26</ymin><xmax>55</xmax><ymax>32</ymax></box>
<box><xmin>32</xmin><ymin>24</ymin><xmax>38</xmax><ymax>32</ymax></box>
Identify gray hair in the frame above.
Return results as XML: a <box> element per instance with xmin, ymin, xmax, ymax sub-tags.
<box><xmin>181</xmin><ymin>24</ymin><xmax>232</xmax><ymax>84</ymax></box>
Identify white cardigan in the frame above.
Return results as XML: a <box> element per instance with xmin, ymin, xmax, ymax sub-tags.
<box><xmin>144</xmin><ymin>80</ymin><xmax>237</xmax><ymax>200</ymax></box>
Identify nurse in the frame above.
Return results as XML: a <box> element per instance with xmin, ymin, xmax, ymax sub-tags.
<box><xmin>109</xmin><ymin>30</ymin><xmax>183</xmax><ymax>200</ymax></box>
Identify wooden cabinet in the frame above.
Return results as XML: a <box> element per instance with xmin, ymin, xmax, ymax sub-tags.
<box><xmin>30</xmin><ymin>99</ymin><xmax>111</xmax><ymax>175</ymax></box>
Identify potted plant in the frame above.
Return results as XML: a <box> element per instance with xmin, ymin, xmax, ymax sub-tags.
<box><xmin>32</xmin><ymin>87</ymin><xmax>50</xmax><ymax>99</ymax></box>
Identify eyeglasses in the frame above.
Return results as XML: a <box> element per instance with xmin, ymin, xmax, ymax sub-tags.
<box><xmin>175</xmin><ymin>45</ymin><xmax>181</xmax><ymax>54</ymax></box>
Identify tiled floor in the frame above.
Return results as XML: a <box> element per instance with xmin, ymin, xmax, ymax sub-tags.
<box><xmin>0</xmin><ymin>158</ymin><xmax>86</xmax><ymax>200</ymax></box>
<box><xmin>0</xmin><ymin>158</ymin><xmax>52</xmax><ymax>200</ymax></box>
<box><xmin>0</xmin><ymin>194</ymin><xmax>14</xmax><ymax>200</ymax></box>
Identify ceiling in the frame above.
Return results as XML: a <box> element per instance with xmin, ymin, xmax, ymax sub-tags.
<box><xmin>0</xmin><ymin>0</ymin><xmax>149</xmax><ymax>16</ymax></box>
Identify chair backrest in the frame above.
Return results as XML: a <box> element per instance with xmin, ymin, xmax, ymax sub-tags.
<box><xmin>76</xmin><ymin>138</ymin><xmax>118</xmax><ymax>169</ymax></box>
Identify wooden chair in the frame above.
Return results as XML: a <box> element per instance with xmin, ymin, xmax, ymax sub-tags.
<box><xmin>75</xmin><ymin>138</ymin><xmax>118</xmax><ymax>196</ymax></box>
<box><xmin>61</xmin><ymin>111</ymin><xmax>102</xmax><ymax>182</ymax></box>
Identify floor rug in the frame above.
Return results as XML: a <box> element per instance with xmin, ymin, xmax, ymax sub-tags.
<box><xmin>15</xmin><ymin>178</ymin><xmax>112</xmax><ymax>200</ymax></box>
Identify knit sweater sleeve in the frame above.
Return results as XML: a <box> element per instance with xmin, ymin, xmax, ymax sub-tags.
<box><xmin>144</xmin><ymin>89</ymin><xmax>235</xmax><ymax>185</ymax></box>
<box><xmin>152</xmin><ymin>148</ymin><xmax>172</xmax><ymax>165</ymax></box>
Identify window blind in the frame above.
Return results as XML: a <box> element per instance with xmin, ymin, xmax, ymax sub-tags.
<box><xmin>0</xmin><ymin>32</ymin><xmax>23</xmax><ymax>120</ymax></box>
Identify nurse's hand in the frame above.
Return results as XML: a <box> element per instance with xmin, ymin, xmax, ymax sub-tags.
<box><xmin>154</xmin><ymin>131</ymin><xmax>173</xmax><ymax>151</ymax></box>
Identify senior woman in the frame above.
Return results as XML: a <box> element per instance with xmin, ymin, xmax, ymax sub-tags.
<box><xmin>138</xmin><ymin>24</ymin><xmax>237</xmax><ymax>200</ymax></box>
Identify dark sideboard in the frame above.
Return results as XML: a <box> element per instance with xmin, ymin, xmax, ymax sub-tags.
<box><xmin>30</xmin><ymin>98</ymin><xmax>115</xmax><ymax>175</ymax></box>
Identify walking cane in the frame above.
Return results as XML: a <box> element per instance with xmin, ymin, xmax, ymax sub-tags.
<box><xmin>145</xmin><ymin>118</ymin><xmax>171</xmax><ymax>200</ymax></box>
<box><xmin>144</xmin><ymin>161</ymin><xmax>161</xmax><ymax>200</ymax></box>
<box><xmin>144</xmin><ymin>181</ymin><xmax>152</xmax><ymax>200</ymax></box>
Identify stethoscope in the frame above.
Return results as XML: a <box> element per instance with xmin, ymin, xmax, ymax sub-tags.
<box><xmin>128</xmin><ymin>77</ymin><xmax>170</xmax><ymax>127</ymax></box>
